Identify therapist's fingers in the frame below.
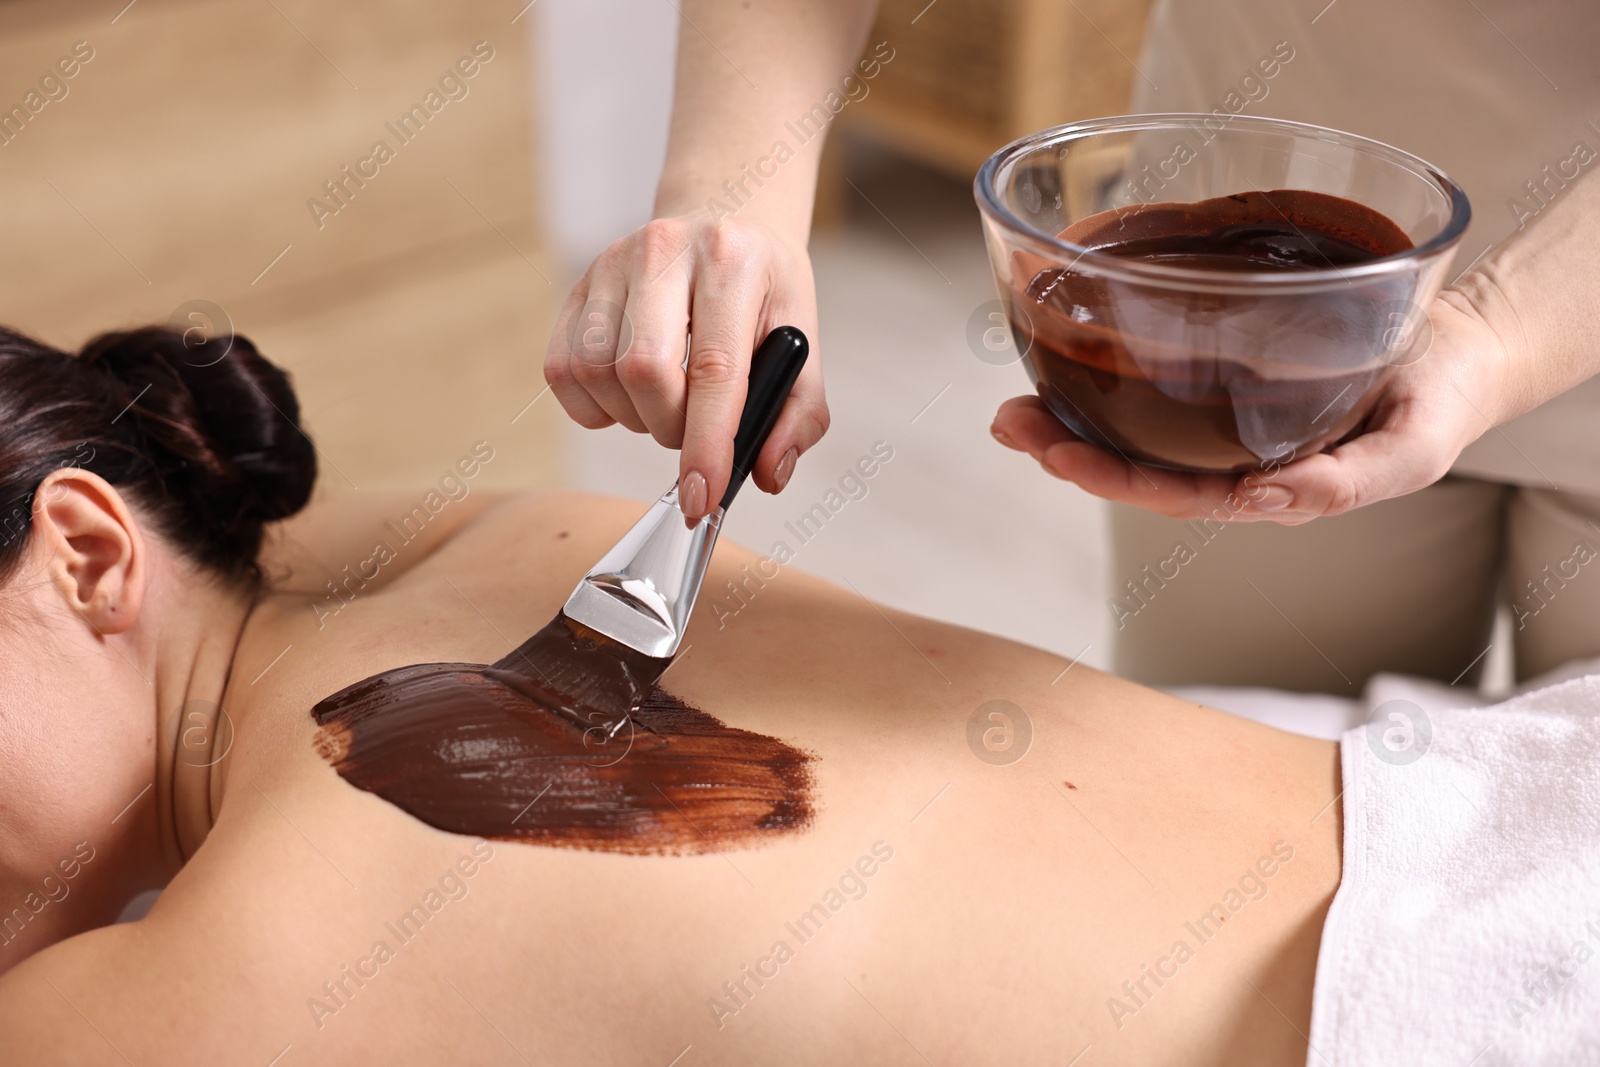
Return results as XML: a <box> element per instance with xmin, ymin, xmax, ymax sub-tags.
<box><xmin>992</xmin><ymin>391</ymin><xmax>1469</xmax><ymax>525</ymax></box>
<box><xmin>740</xmin><ymin>241</ymin><xmax>826</xmax><ymax>496</ymax></box>
<box><xmin>547</xmin><ymin>221</ymin><xmax>697</xmax><ymax>440</ymax></box>
<box><xmin>546</xmin><ymin>215</ymin><xmax>829</xmax><ymax>516</ymax></box>
<box><xmin>1259</xmin><ymin>302</ymin><xmax>1509</xmax><ymax>521</ymax></box>
<box><xmin>1248</xmin><ymin>396</ymin><xmax>1465</xmax><ymax>521</ymax></box>
<box><xmin>990</xmin><ymin>394</ymin><xmax>1081</xmax><ymax>456</ymax></box>
<box><xmin>746</xmin><ymin>354</ymin><xmax>829</xmax><ymax>496</ymax></box>
<box><xmin>992</xmin><ymin>287</ymin><xmax>1506</xmax><ymax>524</ymax></box>
<box><xmin>613</xmin><ymin>216</ymin><xmax>822</xmax><ymax>457</ymax></box>
<box><xmin>679</xmin><ymin>233</ymin><xmax>764</xmax><ymax>517</ymax></box>
<box><xmin>991</xmin><ymin>396</ymin><xmax>1245</xmax><ymax>518</ymax></box>
<box><xmin>566</xmin><ymin>280</ymin><xmax>649</xmax><ymax>434</ymax></box>
<box><xmin>544</xmin><ymin>280</ymin><xmax>617</xmax><ymax>430</ymax></box>
<box><xmin>615</xmin><ymin>225</ymin><xmax>695</xmax><ymax>448</ymax></box>
<box><xmin>992</xmin><ymin>394</ymin><xmax>1389</xmax><ymax>523</ymax></box>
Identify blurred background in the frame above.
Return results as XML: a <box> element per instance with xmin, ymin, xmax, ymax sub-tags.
<box><xmin>0</xmin><ymin>0</ymin><xmax>1153</xmax><ymax>667</ymax></box>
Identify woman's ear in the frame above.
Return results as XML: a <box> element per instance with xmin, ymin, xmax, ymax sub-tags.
<box><xmin>31</xmin><ymin>468</ymin><xmax>146</xmax><ymax>635</ymax></box>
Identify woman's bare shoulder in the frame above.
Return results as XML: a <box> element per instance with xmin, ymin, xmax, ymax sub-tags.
<box><xmin>0</xmin><ymin>919</ymin><xmax>230</xmax><ymax>1060</ymax></box>
<box><xmin>0</xmin><ymin>786</ymin><xmax>501</xmax><ymax>1062</ymax></box>
<box><xmin>258</xmin><ymin>486</ymin><xmax>654</xmax><ymax>598</ymax></box>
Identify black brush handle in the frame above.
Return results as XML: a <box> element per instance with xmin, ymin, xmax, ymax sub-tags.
<box><xmin>719</xmin><ymin>326</ymin><xmax>809</xmax><ymax>510</ymax></box>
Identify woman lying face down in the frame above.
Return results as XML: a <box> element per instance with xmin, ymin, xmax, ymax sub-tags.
<box><xmin>0</xmin><ymin>326</ymin><xmax>1344</xmax><ymax>1066</ymax></box>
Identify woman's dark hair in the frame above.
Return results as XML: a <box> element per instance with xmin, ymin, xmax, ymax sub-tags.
<box><xmin>0</xmin><ymin>324</ymin><xmax>316</xmax><ymax>582</ymax></box>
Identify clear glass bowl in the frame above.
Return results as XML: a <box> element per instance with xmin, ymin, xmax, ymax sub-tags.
<box><xmin>974</xmin><ymin>114</ymin><xmax>1471</xmax><ymax>473</ymax></box>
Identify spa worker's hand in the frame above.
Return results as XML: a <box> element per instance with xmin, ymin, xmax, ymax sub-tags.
<box><xmin>989</xmin><ymin>167</ymin><xmax>1600</xmax><ymax>526</ymax></box>
<box><xmin>546</xmin><ymin>214</ymin><xmax>822</xmax><ymax>513</ymax></box>
<box><xmin>543</xmin><ymin>0</ymin><xmax>882</xmax><ymax>520</ymax></box>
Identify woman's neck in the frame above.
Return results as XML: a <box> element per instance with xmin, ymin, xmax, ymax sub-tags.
<box><xmin>148</xmin><ymin>570</ymin><xmax>258</xmax><ymax>873</ymax></box>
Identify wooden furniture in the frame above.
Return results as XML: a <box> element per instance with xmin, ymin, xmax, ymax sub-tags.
<box><xmin>843</xmin><ymin>0</ymin><xmax>1156</xmax><ymax>180</ymax></box>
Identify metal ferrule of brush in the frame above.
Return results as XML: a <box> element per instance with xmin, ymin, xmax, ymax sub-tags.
<box><xmin>561</xmin><ymin>485</ymin><xmax>724</xmax><ymax>659</ymax></box>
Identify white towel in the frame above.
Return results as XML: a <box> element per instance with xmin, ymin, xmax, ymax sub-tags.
<box><xmin>1307</xmin><ymin>673</ymin><xmax>1600</xmax><ymax>1065</ymax></box>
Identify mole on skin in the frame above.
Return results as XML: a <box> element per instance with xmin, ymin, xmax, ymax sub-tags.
<box><xmin>310</xmin><ymin>622</ymin><xmax>815</xmax><ymax>855</ymax></box>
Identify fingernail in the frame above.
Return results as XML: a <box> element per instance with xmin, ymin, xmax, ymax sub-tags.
<box><xmin>680</xmin><ymin>469</ymin><xmax>708</xmax><ymax>516</ymax></box>
<box><xmin>1252</xmin><ymin>485</ymin><xmax>1294</xmax><ymax>511</ymax></box>
<box><xmin>991</xmin><ymin>425</ymin><xmax>1017</xmax><ymax>449</ymax></box>
<box><xmin>773</xmin><ymin>447</ymin><xmax>798</xmax><ymax>492</ymax></box>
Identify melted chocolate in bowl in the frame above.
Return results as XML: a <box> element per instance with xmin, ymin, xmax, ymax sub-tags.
<box><xmin>311</xmin><ymin>620</ymin><xmax>815</xmax><ymax>855</ymax></box>
<box><xmin>1007</xmin><ymin>189</ymin><xmax>1416</xmax><ymax>472</ymax></box>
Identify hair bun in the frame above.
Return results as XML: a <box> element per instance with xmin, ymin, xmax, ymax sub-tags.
<box><xmin>79</xmin><ymin>326</ymin><xmax>317</xmax><ymax>569</ymax></box>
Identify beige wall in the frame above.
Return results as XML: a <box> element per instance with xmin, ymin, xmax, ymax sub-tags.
<box><xmin>0</xmin><ymin>0</ymin><xmax>561</xmax><ymax>495</ymax></box>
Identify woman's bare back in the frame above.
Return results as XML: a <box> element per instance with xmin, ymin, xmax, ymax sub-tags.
<box><xmin>0</xmin><ymin>490</ymin><xmax>1339</xmax><ymax>1066</ymax></box>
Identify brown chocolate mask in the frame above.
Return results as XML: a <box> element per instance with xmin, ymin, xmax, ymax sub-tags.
<box><xmin>311</xmin><ymin>625</ymin><xmax>814</xmax><ymax>855</ymax></box>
